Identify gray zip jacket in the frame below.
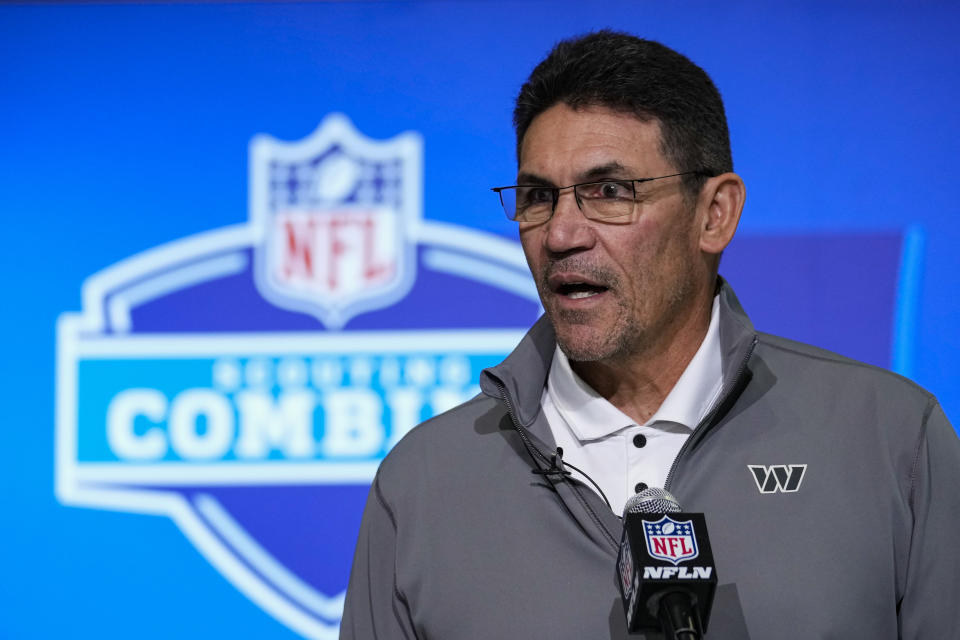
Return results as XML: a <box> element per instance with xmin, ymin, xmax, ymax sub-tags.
<box><xmin>341</xmin><ymin>281</ymin><xmax>960</xmax><ymax>639</ymax></box>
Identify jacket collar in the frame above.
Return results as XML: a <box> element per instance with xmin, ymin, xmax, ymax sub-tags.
<box><xmin>480</xmin><ymin>277</ymin><xmax>758</xmax><ymax>431</ymax></box>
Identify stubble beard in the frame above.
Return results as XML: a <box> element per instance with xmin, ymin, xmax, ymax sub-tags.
<box><xmin>539</xmin><ymin>258</ymin><xmax>697</xmax><ymax>365</ymax></box>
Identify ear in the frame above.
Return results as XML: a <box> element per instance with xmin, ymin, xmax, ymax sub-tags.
<box><xmin>698</xmin><ymin>172</ymin><xmax>746</xmax><ymax>256</ymax></box>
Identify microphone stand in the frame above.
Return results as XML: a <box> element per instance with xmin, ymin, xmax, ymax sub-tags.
<box><xmin>658</xmin><ymin>591</ymin><xmax>703</xmax><ymax>640</ymax></box>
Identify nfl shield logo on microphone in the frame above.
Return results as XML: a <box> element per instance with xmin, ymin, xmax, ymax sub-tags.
<box><xmin>643</xmin><ymin>515</ymin><xmax>700</xmax><ymax>566</ymax></box>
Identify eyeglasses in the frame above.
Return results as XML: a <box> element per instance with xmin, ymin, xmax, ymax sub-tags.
<box><xmin>491</xmin><ymin>171</ymin><xmax>703</xmax><ymax>223</ymax></box>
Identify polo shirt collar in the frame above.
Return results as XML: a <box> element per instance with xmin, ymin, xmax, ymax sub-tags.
<box><xmin>546</xmin><ymin>295</ymin><xmax>722</xmax><ymax>442</ymax></box>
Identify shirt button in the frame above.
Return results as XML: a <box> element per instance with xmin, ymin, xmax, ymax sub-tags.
<box><xmin>633</xmin><ymin>434</ymin><xmax>647</xmax><ymax>448</ymax></box>
<box><xmin>634</xmin><ymin>482</ymin><xmax>648</xmax><ymax>493</ymax></box>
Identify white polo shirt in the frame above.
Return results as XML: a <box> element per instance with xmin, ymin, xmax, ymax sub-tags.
<box><xmin>541</xmin><ymin>296</ymin><xmax>723</xmax><ymax>515</ymax></box>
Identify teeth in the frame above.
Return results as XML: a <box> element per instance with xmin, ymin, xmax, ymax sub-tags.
<box><xmin>568</xmin><ymin>290</ymin><xmax>598</xmax><ymax>299</ymax></box>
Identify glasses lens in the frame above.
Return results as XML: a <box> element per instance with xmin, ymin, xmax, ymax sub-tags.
<box><xmin>576</xmin><ymin>181</ymin><xmax>635</xmax><ymax>219</ymax></box>
<box><xmin>497</xmin><ymin>187</ymin><xmax>518</xmax><ymax>220</ymax></box>
<box><xmin>499</xmin><ymin>187</ymin><xmax>553</xmax><ymax>222</ymax></box>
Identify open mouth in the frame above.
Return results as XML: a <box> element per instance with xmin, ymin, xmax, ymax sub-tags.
<box><xmin>555</xmin><ymin>282</ymin><xmax>609</xmax><ymax>299</ymax></box>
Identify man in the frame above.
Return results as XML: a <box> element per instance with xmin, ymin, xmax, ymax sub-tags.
<box><xmin>341</xmin><ymin>31</ymin><xmax>960</xmax><ymax>639</ymax></box>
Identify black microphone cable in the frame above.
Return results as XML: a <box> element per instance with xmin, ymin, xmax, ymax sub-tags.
<box><xmin>533</xmin><ymin>447</ymin><xmax>613</xmax><ymax>511</ymax></box>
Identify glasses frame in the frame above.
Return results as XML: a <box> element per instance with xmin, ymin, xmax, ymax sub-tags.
<box><xmin>491</xmin><ymin>171</ymin><xmax>705</xmax><ymax>222</ymax></box>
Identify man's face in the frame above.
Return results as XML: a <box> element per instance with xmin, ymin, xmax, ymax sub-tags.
<box><xmin>518</xmin><ymin>103</ymin><xmax>708</xmax><ymax>363</ymax></box>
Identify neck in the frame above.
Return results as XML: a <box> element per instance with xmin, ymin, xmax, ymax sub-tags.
<box><xmin>569</xmin><ymin>290</ymin><xmax>714</xmax><ymax>425</ymax></box>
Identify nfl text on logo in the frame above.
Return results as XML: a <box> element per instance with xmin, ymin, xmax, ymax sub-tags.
<box><xmin>56</xmin><ymin>115</ymin><xmax>541</xmax><ymax>639</ymax></box>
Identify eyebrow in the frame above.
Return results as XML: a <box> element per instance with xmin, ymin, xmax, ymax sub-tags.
<box><xmin>514</xmin><ymin>171</ymin><xmax>555</xmax><ymax>187</ymax></box>
<box><xmin>578</xmin><ymin>161</ymin><xmax>629</xmax><ymax>182</ymax></box>
<box><xmin>515</xmin><ymin>161</ymin><xmax>631</xmax><ymax>187</ymax></box>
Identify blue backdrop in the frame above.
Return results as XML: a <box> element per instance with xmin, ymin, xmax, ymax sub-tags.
<box><xmin>1</xmin><ymin>2</ymin><xmax>958</xmax><ymax>638</ymax></box>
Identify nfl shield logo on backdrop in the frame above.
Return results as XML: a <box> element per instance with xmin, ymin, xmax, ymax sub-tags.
<box><xmin>643</xmin><ymin>515</ymin><xmax>699</xmax><ymax>565</ymax></box>
<box><xmin>56</xmin><ymin>113</ymin><xmax>541</xmax><ymax>639</ymax></box>
<box><xmin>250</xmin><ymin>114</ymin><xmax>420</xmax><ymax>329</ymax></box>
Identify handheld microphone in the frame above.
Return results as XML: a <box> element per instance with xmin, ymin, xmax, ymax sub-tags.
<box><xmin>616</xmin><ymin>488</ymin><xmax>717</xmax><ymax>639</ymax></box>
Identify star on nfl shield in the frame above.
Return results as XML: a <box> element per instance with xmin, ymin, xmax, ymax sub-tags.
<box><xmin>643</xmin><ymin>515</ymin><xmax>699</xmax><ymax>565</ymax></box>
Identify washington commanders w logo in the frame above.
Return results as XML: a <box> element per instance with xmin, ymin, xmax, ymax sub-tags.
<box><xmin>748</xmin><ymin>464</ymin><xmax>807</xmax><ymax>494</ymax></box>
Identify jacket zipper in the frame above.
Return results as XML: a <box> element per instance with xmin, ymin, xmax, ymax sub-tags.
<box><xmin>492</xmin><ymin>379</ymin><xmax>554</xmax><ymax>468</ymax></box>
<box><xmin>494</xmin><ymin>379</ymin><xmax>620</xmax><ymax>550</ymax></box>
<box><xmin>664</xmin><ymin>335</ymin><xmax>758</xmax><ymax>491</ymax></box>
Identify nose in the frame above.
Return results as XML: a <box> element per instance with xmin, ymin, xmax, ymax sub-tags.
<box><xmin>543</xmin><ymin>187</ymin><xmax>595</xmax><ymax>255</ymax></box>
